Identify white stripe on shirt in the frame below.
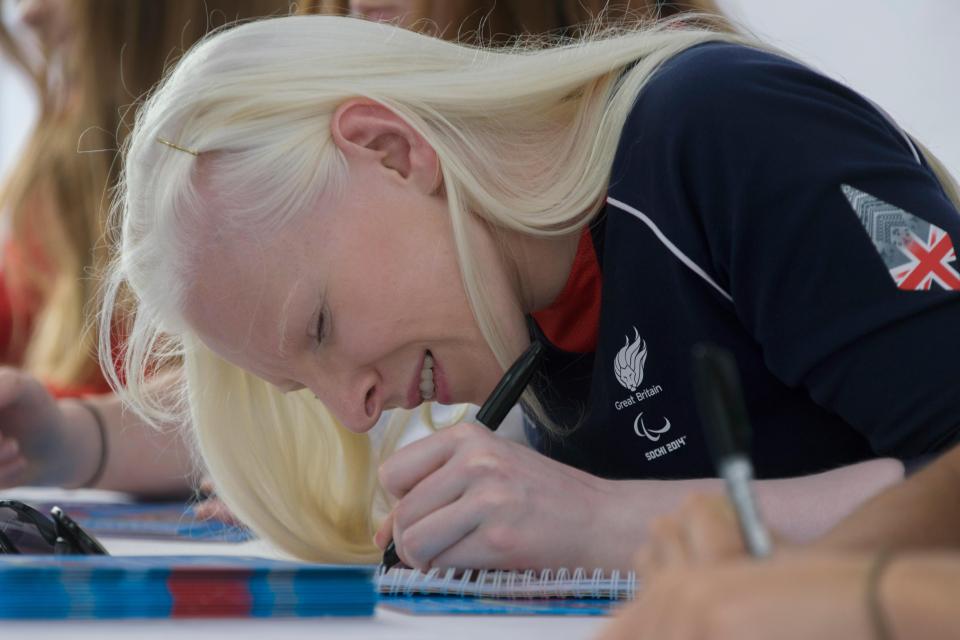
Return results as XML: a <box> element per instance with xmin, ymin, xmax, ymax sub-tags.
<box><xmin>606</xmin><ymin>196</ymin><xmax>734</xmax><ymax>303</ymax></box>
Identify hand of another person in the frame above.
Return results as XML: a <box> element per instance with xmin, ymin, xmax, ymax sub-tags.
<box><xmin>374</xmin><ymin>421</ymin><xmax>619</xmax><ymax>571</ymax></box>
<box><xmin>597</xmin><ymin>552</ymin><xmax>877</xmax><ymax>640</ymax></box>
<box><xmin>0</xmin><ymin>367</ymin><xmax>98</xmax><ymax>488</ymax></box>
<box><xmin>636</xmin><ymin>493</ymin><xmax>751</xmax><ymax>573</ymax></box>
<box><xmin>192</xmin><ymin>476</ymin><xmax>242</xmax><ymax>525</ymax></box>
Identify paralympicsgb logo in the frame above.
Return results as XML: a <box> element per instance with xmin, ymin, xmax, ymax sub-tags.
<box><xmin>633</xmin><ymin>412</ymin><xmax>671</xmax><ymax>441</ymax></box>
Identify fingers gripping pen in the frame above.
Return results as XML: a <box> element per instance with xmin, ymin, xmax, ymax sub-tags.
<box><xmin>380</xmin><ymin>341</ymin><xmax>544</xmax><ymax>571</ymax></box>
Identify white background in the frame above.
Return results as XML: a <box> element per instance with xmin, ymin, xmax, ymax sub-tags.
<box><xmin>2</xmin><ymin>1</ymin><xmax>959</xmax><ymax>187</ymax></box>
<box><xmin>717</xmin><ymin>0</ymin><xmax>960</xmax><ymax>180</ymax></box>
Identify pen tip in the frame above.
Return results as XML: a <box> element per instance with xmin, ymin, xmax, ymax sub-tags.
<box><xmin>381</xmin><ymin>541</ymin><xmax>401</xmax><ymax>571</ymax></box>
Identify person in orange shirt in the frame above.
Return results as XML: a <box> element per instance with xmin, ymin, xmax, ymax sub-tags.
<box><xmin>0</xmin><ymin>0</ymin><xmax>301</xmax><ymax>494</ymax></box>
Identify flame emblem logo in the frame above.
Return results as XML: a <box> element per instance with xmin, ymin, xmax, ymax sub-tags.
<box><xmin>614</xmin><ymin>327</ymin><xmax>647</xmax><ymax>392</ymax></box>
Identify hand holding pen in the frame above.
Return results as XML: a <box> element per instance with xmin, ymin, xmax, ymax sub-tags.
<box><xmin>379</xmin><ymin>341</ymin><xmax>544</xmax><ymax>571</ymax></box>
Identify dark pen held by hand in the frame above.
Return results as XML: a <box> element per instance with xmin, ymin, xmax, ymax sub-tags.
<box><xmin>380</xmin><ymin>341</ymin><xmax>544</xmax><ymax>571</ymax></box>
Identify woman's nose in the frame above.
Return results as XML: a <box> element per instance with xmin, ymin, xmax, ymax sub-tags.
<box><xmin>311</xmin><ymin>371</ymin><xmax>382</xmax><ymax>433</ymax></box>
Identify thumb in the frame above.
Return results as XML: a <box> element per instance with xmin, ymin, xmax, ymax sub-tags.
<box><xmin>0</xmin><ymin>368</ymin><xmax>30</xmax><ymax>407</ymax></box>
<box><xmin>374</xmin><ymin>510</ymin><xmax>395</xmax><ymax>550</ymax></box>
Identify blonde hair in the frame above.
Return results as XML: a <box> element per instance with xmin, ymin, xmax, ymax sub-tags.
<box><xmin>101</xmin><ymin>15</ymin><xmax>960</xmax><ymax>563</ymax></box>
<box><xmin>99</xmin><ymin>14</ymin><xmax>732</xmax><ymax>561</ymax></box>
<box><xmin>0</xmin><ymin>0</ymin><xmax>296</xmax><ymax>388</ymax></box>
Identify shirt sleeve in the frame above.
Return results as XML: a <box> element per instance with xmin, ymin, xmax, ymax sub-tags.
<box><xmin>636</xmin><ymin>43</ymin><xmax>960</xmax><ymax>456</ymax></box>
<box><xmin>0</xmin><ymin>240</ymin><xmax>37</xmax><ymax>364</ymax></box>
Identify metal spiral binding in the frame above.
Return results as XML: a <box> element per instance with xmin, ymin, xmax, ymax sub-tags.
<box><xmin>376</xmin><ymin>566</ymin><xmax>639</xmax><ymax>599</ymax></box>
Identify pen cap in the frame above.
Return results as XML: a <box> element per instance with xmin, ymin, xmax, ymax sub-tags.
<box><xmin>691</xmin><ymin>343</ymin><xmax>752</xmax><ymax>465</ymax></box>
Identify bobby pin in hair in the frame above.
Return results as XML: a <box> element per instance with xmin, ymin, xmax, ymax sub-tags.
<box><xmin>156</xmin><ymin>136</ymin><xmax>199</xmax><ymax>156</ymax></box>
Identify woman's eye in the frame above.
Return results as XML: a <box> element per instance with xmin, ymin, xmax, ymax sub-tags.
<box><xmin>315</xmin><ymin>310</ymin><xmax>326</xmax><ymax>346</ymax></box>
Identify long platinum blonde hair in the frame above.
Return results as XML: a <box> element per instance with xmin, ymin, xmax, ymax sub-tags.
<box><xmin>99</xmin><ymin>15</ymin><xmax>959</xmax><ymax>563</ymax></box>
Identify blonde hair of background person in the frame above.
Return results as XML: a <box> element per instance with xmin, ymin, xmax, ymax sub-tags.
<box><xmin>100</xmin><ymin>13</ymin><xmax>960</xmax><ymax>564</ymax></box>
<box><xmin>0</xmin><ymin>0</ymin><xmax>301</xmax><ymax>494</ymax></box>
<box><xmin>338</xmin><ymin>0</ymin><xmax>728</xmax><ymax>40</ymax></box>
<box><xmin>0</xmin><ymin>0</ymin><xmax>291</xmax><ymax>391</ymax></box>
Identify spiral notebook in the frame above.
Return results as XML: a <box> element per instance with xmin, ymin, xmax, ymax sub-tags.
<box><xmin>377</xmin><ymin>567</ymin><xmax>638</xmax><ymax>616</ymax></box>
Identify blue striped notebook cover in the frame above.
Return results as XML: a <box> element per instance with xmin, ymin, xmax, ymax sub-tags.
<box><xmin>0</xmin><ymin>555</ymin><xmax>376</xmax><ymax>619</ymax></box>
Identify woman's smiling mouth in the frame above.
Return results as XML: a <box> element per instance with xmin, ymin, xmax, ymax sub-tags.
<box><xmin>406</xmin><ymin>349</ymin><xmax>434</xmax><ymax>407</ymax></box>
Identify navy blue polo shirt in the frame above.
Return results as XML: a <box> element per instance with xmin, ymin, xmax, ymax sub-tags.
<box><xmin>525</xmin><ymin>42</ymin><xmax>960</xmax><ymax>480</ymax></box>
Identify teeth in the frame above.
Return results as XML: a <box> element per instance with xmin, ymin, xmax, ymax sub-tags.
<box><xmin>419</xmin><ymin>351</ymin><xmax>435</xmax><ymax>401</ymax></box>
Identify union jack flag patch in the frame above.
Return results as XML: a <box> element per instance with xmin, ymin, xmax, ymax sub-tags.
<box><xmin>842</xmin><ymin>184</ymin><xmax>960</xmax><ymax>291</ymax></box>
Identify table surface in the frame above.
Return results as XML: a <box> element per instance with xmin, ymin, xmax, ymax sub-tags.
<box><xmin>0</xmin><ymin>488</ymin><xmax>609</xmax><ymax>640</ymax></box>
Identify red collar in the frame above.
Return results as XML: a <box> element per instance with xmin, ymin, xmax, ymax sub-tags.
<box><xmin>530</xmin><ymin>228</ymin><xmax>602</xmax><ymax>354</ymax></box>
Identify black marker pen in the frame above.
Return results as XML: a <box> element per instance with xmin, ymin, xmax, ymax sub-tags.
<box><xmin>380</xmin><ymin>341</ymin><xmax>544</xmax><ymax>571</ymax></box>
<box><xmin>691</xmin><ymin>343</ymin><xmax>773</xmax><ymax>558</ymax></box>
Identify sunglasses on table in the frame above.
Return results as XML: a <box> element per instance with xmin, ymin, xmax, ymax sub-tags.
<box><xmin>0</xmin><ymin>500</ymin><xmax>109</xmax><ymax>555</ymax></box>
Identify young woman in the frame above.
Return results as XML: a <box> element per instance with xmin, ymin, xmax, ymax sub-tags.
<box><xmin>101</xmin><ymin>14</ymin><xmax>959</xmax><ymax>568</ymax></box>
<box><xmin>0</xmin><ymin>0</ymin><xmax>718</xmax><ymax>500</ymax></box>
<box><xmin>0</xmin><ymin>0</ymin><xmax>295</xmax><ymax>493</ymax></box>
<box><xmin>0</xmin><ymin>1</ymin><xmax>720</xmax><ymax>505</ymax></box>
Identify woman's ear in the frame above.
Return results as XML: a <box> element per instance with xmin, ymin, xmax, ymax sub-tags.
<box><xmin>330</xmin><ymin>99</ymin><xmax>440</xmax><ymax>194</ymax></box>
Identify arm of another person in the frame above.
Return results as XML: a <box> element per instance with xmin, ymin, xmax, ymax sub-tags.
<box><xmin>817</xmin><ymin>444</ymin><xmax>960</xmax><ymax>551</ymax></box>
<box><xmin>578</xmin><ymin>456</ymin><xmax>904</xmax><ymax>569</ymax></box>
<box><xmin>596</xmin><ymin>551</ymin><xmax>960</xmax><ymax>640</ymax></box>
<box><xmin>616</xmin><ymin>447</ymin><xmax>960</xmax><ymax>578</ymax></box>
<box><xmin>598</xmin><ymin>449</ymin><xmax>960</xmax><ymax>639</ymax></box>
<box><xmin>0</xmin><ymin>367</ymin><xmax>195</xmax><ymax>496</ymax></box>
<box><xmin>597</xmin><ymin>455</ymin><xmax>904</xmax><ymax>563</ymax></box>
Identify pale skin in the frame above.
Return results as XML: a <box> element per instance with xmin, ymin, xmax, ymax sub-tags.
<box><xmin>598</xmin><ymin>445</ymin><xmax>960</xmax><ymax>639</ymax></box>
<box><xmin>597</xmin><ymin>551</ymin><xmax>960</xmax><ymax>640</ymax></box>
<box><xmin>0</xmin><ymin>368</ymin><xmax>194</xmax><ymax>495</ymax></box>
<box><xmin>181</xmin><ymin>97</ymin><xmax>905</xmax><ymax>572</ymax></box>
